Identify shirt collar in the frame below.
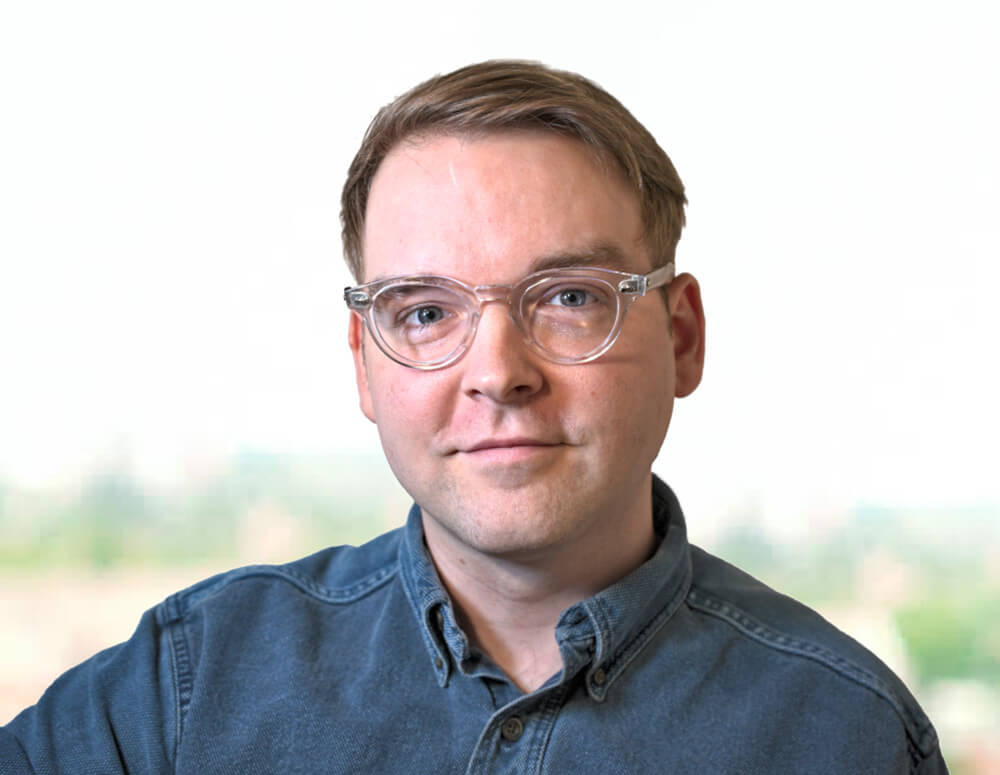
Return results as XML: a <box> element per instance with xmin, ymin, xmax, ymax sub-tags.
<box><xmin>398</xmin><ymin>475</ymin><xmax>692</xmax><ymax>693</ymax></box>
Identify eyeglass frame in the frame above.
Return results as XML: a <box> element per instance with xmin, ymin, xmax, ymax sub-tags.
<box><xmin>344</xmin><ymin>261</ymin><xmax>675</xmax><ymax>371</ymax></box>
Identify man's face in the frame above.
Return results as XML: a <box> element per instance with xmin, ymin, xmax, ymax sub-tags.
<box><xmin>350</xmin><ymin>132</ymin><xmax>704</xmax><ymax>561</ymax></box>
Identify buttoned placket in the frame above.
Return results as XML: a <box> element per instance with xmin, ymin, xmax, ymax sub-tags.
<box><xmin>463</xmin><ymin>681</ymin><xmax>576</xmax><ymax>775</ymax></box>
<box><xmin>452</xmin><ymin>599</ymin><xmax>616</xmax><ymax>774</ymax></box>
<box><xmin>399</xmin><ymin>478</ymin><xmax>691</xmax><ymax>774</ymax></box>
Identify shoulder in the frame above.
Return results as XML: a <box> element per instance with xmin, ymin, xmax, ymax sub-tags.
<box><xmin>685</xmin><ymin>544</ymin><xmax>941</xmax><ymax>764</ymax></box>
<box><xmin>1</xmin><ymin>530</ymin><xmax>410</xmax><ymax>772</ymax></box>
<box><xmin>157</xmin><ymin>527</ymin><xmax>405</xmax><ymax>627</ymax></box>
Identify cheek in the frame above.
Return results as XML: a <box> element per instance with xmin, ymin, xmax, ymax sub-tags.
<box><xmin>586</xmin><ymin>361</ymin><xmax>674</xmax><ymax>452</ymax></box>
<box><xmin>367</xmin><ymin>367</ymin><xmax>452</xmax><ymax>446</ymax></box>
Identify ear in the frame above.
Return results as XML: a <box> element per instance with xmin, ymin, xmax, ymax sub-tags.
<box><xmin>666</xmin><ymin>272</ymin><xmax>706</xmax><ymax>398</ymax></box>
<box><xmin>348</xmin><ymin>312</ymin><xmax>377</xmax><ymax>423</ymax></box>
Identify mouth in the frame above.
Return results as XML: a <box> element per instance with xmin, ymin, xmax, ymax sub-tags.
<box><xmin>455</xmin><ymin>437</ymin><xmax>564</xmax><ymax>465</ymax></box>
<box><xmin>462</xmin><ymin>437</ymin><xmax>560</xmax><ymax>453</ymax></box>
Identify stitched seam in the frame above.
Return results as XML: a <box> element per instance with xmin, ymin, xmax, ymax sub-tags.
<box><xmin>172</xmin><ymin>564</ymin><xmax>399</xmax><ymax>618</ymax></box>
<box><xmin>157</xmin><ymin>564</ymin><xmax>400</xmax><ymax>761</ymax></box>
<box><xmin>156</xmin><ymin>594</ymin><xmax>182</xmax><ymax>772</ymax></box>
<box><xmin>602</xmin><ymin>554</ymin><xmax>694</xmax><ymax>690</ymax></box>
<box><xmin>687</xmin><ymin>586</ymin><xmax>939</xmax><ymax>757</ymax></box>
<box><xmin>526</xmin><ymin>684</ymin><xmax>570</xmax><ymax>774</ymax></box>
<box><xmin>581</xmin><ymin>599</ymin><xmax>613</xmax><ymax>669</ymax></box>
<box><xmin>398</xmin><ymin>543</ymin><xmax>454</xmax><ymax>685</ymax></box>
<box><xmin>164</xmin><ymin>616</ymin><xmax>193</xmax><ymax>765</ymax></box>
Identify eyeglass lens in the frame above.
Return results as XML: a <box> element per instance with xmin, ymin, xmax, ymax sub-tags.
<box><xmin>369</xmin><ymin>275</ymin><xmax>621</xmax><ymax>365</ymax></box>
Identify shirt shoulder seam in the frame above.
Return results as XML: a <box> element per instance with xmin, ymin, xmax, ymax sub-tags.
<box><xmin>686</xmin><ymin>585</ymin><xmax>940</xmax><ymax>760</ymax></box>
<box><xmin>161</xmin><ymin>562</ymin><xmax>400</xmax><ymax>622</ymax></box>
<box><xmin>156</xmin><ymin>561</ymin><xmax>399</xmax><ymax>732</ymax></box>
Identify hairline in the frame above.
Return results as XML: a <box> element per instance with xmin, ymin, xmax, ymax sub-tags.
<box><xmin>359</xmin><ymin>127</ymin><xmax>652</xmax><ymax>282</ymax></box>
<box><xmin>341</xmin><ymin>61</ymin><xmax>686</xmax><ymax>285</ymax></box>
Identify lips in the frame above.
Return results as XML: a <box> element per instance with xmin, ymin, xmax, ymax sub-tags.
<box><xmin>459</xmin><ymin>437</ymin><xmax>562</xmax><ymax>454</ymax></box>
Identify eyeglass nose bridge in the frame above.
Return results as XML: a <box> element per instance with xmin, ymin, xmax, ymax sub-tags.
<box><xmin>467</xmin><ymin>283</ymin><xmax>524</xmax><ymax>323</ymax></box>
<box><xmin>466</xmin><ymin>283</ymin><xmax>528</xmax><ymax>339</ymax></box>
<box><xmin>470</xmin><ymin>283</ymin><xmax>516</xmax><ymax>305</ymax></box>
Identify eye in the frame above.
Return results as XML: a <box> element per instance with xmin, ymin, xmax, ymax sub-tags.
<box><xmin>548</xmin><ymin>287</ymin><xmax>597</xmax><ymax>307</ymax></box>
<box><xmin>403</xmin><ymin>305</ymin><xmax>449</xmax><ymax>326</ymax></box>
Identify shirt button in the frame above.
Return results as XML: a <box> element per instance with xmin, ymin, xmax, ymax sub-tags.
<box><xmin>500</xmin><ymin>716</ymin><xmax>524</xmax><ymax>742</ymax></box>
<box><xmin>592</xmin><ymin>667</ymin><xmax>607</xmax><ymax>687</ymax></box>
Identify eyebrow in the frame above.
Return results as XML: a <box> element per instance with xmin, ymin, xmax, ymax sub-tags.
<box><xmin>365</xmin><ymin>243</ymin><xmax>637</xmax><ymax>285</ymax></box>
<box><xmin>527</xmin><ymin>243</ymin><xmax>634</xmax><ymax>273</ymax></box>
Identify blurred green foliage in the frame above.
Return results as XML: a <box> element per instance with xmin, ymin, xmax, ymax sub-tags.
<box><xmin>896</xmin><ymin>592</ymin><xmax>1000</xmax><ymax>685</ymax></box>
<box><xmin>2</xmin><ymin>454</ymin><xmax>998</xmax><ymax>697</ymax></box>
<box><xmin>0</xmin><ymin>451</ymin><xmax>405</xmax><ymax>569</ymax></box>
<box><xmin>711</xmin><ymin>503</ymin><xmax>1000</xmax><ymax>690</ymax></box>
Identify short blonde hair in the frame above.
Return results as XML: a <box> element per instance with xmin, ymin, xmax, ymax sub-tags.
<box><xmin>341</xmin><ymin>60</ymin><xmax>686</xmax><ymax>280</ymax></box>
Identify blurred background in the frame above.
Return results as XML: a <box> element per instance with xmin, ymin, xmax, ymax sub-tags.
<box><xmin>1</xmin><ymin>1</ymin><xmax>997</xmax><ymax>771</ymax></box>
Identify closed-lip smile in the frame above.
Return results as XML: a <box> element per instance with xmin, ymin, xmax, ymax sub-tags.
<box><xmin>461</xmin><ymin>437</ymin><xmax>560</xmax><ymax>453</ymax></box>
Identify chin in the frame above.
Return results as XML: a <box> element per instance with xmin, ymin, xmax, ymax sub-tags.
<box><xmin>451</xmin><ymin>520</ymin><xmax>577</xmax><ymax>560</ymax></box>
<box><xmin>425</xmin><ymin>488</ymin><xmax>594</xmax><ymax>555</ymax></box>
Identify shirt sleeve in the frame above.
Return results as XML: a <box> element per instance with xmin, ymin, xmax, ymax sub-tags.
<box><xmin>1</xmin><ymin>606</ymin><xmax>176</xmax><ymax>774</ymax></box>
<box><xmin>914</xmin><ymin>746</ymin><xmax>951</xmax><ymax>775</ymax></box>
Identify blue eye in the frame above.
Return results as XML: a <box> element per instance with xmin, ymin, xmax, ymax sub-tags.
<box><xmin>551</xmin><ymin>288</ymin><xmax>594</xmax><ymax>307</ymax></box>
<box><xmin>408</xmin><ymin>306</ymin><xmax>447</xmax><ymax>326</ymax></box>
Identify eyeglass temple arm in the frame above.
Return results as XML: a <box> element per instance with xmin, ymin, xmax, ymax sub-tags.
<box><xmin>344</xmin><ymin>288</ymin><xmax>371</xmax><ymax>309</ymax></box>
<box><xmin>619</xmin><ymin>262</ymin><xmax>675</xmax><ymax>295</ymax></box>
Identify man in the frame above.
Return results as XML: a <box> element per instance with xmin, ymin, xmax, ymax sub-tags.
<box><xmin>2</xmin><ymin>60</ymin><xmax>946</xmax><ymax>773</ymax></box>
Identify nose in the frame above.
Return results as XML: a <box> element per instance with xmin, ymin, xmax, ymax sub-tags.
<box><xmin>459</xmin><ymin>302</ymin><xmax>545</xmax><ymax>403</ymax></box>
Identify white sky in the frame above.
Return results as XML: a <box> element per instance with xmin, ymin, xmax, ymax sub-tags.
<box><xmin>1</xmin><ymin>1</ymin><xmax>997</xmax><ymax>530</ymax></box>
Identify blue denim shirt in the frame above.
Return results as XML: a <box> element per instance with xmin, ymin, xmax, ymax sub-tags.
<box><xmin>2</xmin><ymin>478</ymin><xmax>946</xmax><ymax>774</ymax></box>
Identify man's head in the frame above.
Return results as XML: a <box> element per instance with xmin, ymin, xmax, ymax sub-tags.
<box><xmin>342</xmin><ymin>62</ymin><xmax>704</xmax><ymax>568</ymax></box>
<box><xmin>341</xmin><ymin>60</ymin><xmax>686</xmax><ymax>283</ymax></box>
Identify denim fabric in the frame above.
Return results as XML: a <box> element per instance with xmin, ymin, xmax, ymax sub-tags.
<box><xmin>2</xmin><ymin>477</ymin><xmax>947</xmax><ymax>774</ymax></box>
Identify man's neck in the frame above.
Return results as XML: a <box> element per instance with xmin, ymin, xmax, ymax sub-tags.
<box><xmin>421</xmin><ymin>487</ymin><xmax>657</xmax><ymax>693</ymax></box>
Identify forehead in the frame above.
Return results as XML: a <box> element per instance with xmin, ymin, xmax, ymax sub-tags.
<box><xmin>361</xmin><ymin>131</ymin><xmax>647</xmax><ymax>283</ymax></box>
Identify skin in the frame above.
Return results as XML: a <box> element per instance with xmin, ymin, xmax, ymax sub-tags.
<box><xmin>349</xmin><ymin>132</ymin><xmax>705</xmax><ymax>691</ymax></box>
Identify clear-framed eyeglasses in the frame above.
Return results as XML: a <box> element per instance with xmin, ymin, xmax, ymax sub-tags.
<box><xmin>344</xmin><ymin>262</ymin><xmax>674</xmax><ymax>370</ymax></box>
